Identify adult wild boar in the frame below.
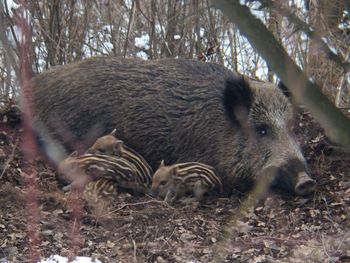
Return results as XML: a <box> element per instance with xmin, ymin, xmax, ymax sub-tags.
<box><xmin>31</xmin><ymin>57</ymin><xmax>315</xmax><ymax>195</ymax></box>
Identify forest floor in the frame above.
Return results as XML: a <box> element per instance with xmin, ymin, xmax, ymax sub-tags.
<box><xmin>0</xmin><ymin>103</ymin><xmax>349</xmax><ymax>263</ymax></box>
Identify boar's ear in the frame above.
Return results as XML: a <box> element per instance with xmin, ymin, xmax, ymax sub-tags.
<box><xmin>277</xmin><ymin>81</ymin><xmax>291</xmax><ymax>98</ymax></box>
<box><xmin>223</xmin><ymin>76</ymin><xmax>253</xmax><ymax>126</ymax></box>
<box><xmin>159</xmin><ymin>160</ymin><xmax>165</xmax><ymax>167</ymax></box>
<box><xmin>110</xmin><ymin>129</ymin><xmax>117</xmax><ymax>137</ymax></box>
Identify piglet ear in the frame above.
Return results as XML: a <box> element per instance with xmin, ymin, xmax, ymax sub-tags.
<box><xmin>113</xmin><ymin>140</ymin><xmax>123</xmax><ymax>155</ymax></box>
<box><xmin>110</xmin><ymin>129</ymin><xmax>117</xmax><ymax>137</ymax></box>
<box><xmin>69</xmin><ymin>151</ymin><xmax>78</xmax><ymax>157</ymax></box>
<box><xmin>171</xmin><ymin>167</ymin><xmax>179</xmax><ymax>177</ymax></box>
<box><xmin>85</xmin><ymin>148</ymin><xmax>92</xmax><ymax>154</ymax></box>
<box><xmin>222</xmin><ymin>76</ymin><xmax>253</xmax><ymax>126</ymax></box>
<box><xmin>159</xmin><ymin>160</ymin><xmax>165</xmax><ymax>167</ymax></box>
<box><xmin>277</xmin><ymin>81</ymin><xmax>291</xmax><ymax>98</ymax></box>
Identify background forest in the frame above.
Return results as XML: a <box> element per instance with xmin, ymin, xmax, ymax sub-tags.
<box><xmin>0</xmin><ymin>0</ymin><xmax>350</xmax><ymax>108</ymax></box>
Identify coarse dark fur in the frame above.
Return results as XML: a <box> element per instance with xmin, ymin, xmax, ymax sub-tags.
<box><xmin>31</xmin><ymin>57</ymin><xmax>314</xmax><ymax>195</ymax></box>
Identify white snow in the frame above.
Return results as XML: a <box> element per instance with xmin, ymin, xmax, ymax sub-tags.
<box><xmin>3</xmin><ymin>0</ymin><xmax>20</xmax><ymax>16</ymax></box>
<box><xmin>200</xmin><ymin>28</ymin><xmax>205</xmax><ymax>38</ymax></box>
<box><xmin>136</xmin><ymin>51</ymin><xmax>148</xmax><ymax>60</ymax></box>
<box><xmin>39</xmin><ymin>255</ymin><xmax>101</xmax><ymax>263</ymax></box>
<box><xmin>135</xmin><ymin>34</ymin><xmax>150</xmax><ymax>49</ymax></box>
<box><xmin>155</xmin><ymin>24</ymin><xmax>165</xmax><ymax>34</ymax></box>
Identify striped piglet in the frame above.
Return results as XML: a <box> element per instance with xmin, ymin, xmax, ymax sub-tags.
<box><xmin>58</xmin><ymin>151</ymin><xmax>148</xmax><ymax>195</ymax></box>
<box><xmin>150</xmin><ymin>160</ymin><xmax>223</xmax><ymax>203</ymax></box>
<box><xmin>86</xmin><ymin>129</ymin><xmax>153</xmax><ymax>187</ymax></box>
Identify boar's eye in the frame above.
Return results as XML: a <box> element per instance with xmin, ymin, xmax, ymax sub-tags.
<box><xmin>160</xmin><ymin>181</ymin><xmax>167</xmax><ymax>186</ymax></box>
<box><xmin>256</xmin><ymin>124</ymin><xmax>269</xmax><ymax>137</ymax></box>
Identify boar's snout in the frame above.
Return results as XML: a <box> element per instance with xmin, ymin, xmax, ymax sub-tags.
<box><xmin>294</xmin><ymin>171</ymin><xmax>316</xmax><ymax>196</ymax></box>
<box><xmin>272</xmin><ymin>158</ymin><xmax>315</xmax><ymax>196</ymax></box>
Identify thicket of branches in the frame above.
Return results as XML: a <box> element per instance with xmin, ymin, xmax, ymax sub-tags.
<box><xmin>0</xmin><ymin>0</ymin><xmax>349</xmax><ymax>108</ymax></box>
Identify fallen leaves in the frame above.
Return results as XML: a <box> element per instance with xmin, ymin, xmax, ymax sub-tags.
<box><xmin>0</xmin><ymin>110</ymin><xmax>350</xmax><ymax>262</ymax></box>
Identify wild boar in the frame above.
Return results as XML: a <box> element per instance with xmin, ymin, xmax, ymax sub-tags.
<box><xmin>32</xmin><ymin>57</ymin><xmax>315</xmax><ymax>195</ymax></box>
<box><xmin>86</xmin><ymin>129</ymin><xmax>153</xmax><ymax>186</ymax></box>
<box><xmin>58</xmin><ymin>151</ymin><xmax>148</xmax><ymax>195</ymax></box>
<box><xmin>83</xmin><ymin>178</ymin><xmax>118</xmax><ymax>202</ymax></box>
<box><xmin>150</xmin><ymin>160</ymin><xmax>223</xmax><ymax>203</ymax></box>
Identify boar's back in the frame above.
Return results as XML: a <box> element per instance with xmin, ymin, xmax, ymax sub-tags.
<box><xmin>32</xmin><ymin>57</ymin><xmax>238</xmax><ymax>168</ymax></box>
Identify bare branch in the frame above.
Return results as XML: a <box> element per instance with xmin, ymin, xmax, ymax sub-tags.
<box><xmin>211</xmin><ymin>0</ymin><xmax>350</xmax><ymax>150</ymax></box>
<box><xmin>0</xmin><ymin>1</ymin><xmax>19</xmax><ymax>77</ymax></box>
<box><xmin>123</xmin><ymin>0</ymin><xmax>136</xmax><ymax>58</ymax></box>
<box><xmin>256</xmin><ymin>0</ymin><xmax>350</xmax><ymax>72</ymax></box>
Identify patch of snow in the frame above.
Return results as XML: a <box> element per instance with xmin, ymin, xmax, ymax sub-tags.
<box><xmin>136</xmin><ymin>51</ymin><xmax>148</xmax><ymax>60</ymax></box>
<box><xmin>4</xmin><ymin>0</ymin><xmax>20</xmax><ymax>16</ymax></box>
<box><xmin>135</xmin><ymin>34</ymin><xmax>150</xmax><ymax>49</ymax></box>
<box><xmin>155</xmin><ymin>24</ymin><xmax>165</xmax><ymax>34</ymax></box>
<box><xmin>200</xmin><ymin>28</ymin><xmax>205</xmax><ymax>38</ymax></box>
<box><xmin>102</xmin><ymin>41</ymin><xmax>114</xmax><ymax>51</ymax></box>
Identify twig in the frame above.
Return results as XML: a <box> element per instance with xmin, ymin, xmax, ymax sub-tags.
<box><xmin>132</xmin><ymin>239</ymin><xmax>137</xmax><ymax>263</ymax></box>
<box><xmin>212</xmin><ymin>166</ymin><xmax>277</xmax><ymax>260</ymax></box>
<box><xmin>0</xmin><ymin>1</ymin><xmax>19</xmax><ymax>78</ymax></box>
<box><xmin>251</xmin><ymin>235</ymin><xmax>308</xmax><ymax>245</ymax></box>
<box><xmin>0</xmin><ymin>138</ymin><xmax>18</xmax><ymax>180</ymax></box>
<box><xmin>255</xmin><ymin>0</ymin><xmax>350</xmax><ymax>72</ymax></box>
<box><xmin>121</xmin><ymin>242</ymin><xmax>159</xmax><ymax>250</ymax></box>
<box><xmin>144</xmin><ymin>196</ymin><xmax>177</xmax><ymax>209</ymax></box>
<box><xmin>211</xmin><ymin>0</ymin><xmax>350</xmax><ymax>151</ymax></box>
<box><xmin>160</xmin><ymin>227</ymin><xmax>176</xmax><ymax>250</ymax></box>
<box><xmin>322</xmin><ymin>233</ymin><xmax>336</xmax><ymax>263</ymax></box>
<box><xmin>0</xmin><ymin>67</ymin><xmax>17</xmax><ymax>91</ymax></box>
<box><xmin>109</xmin><ymin>198</ymin><xmax>175</xmax><ymax>214</ymax></box>
<box><xmin>3</xmin><ymin>0</ymin><xmax>20</xmax><ymax>50</ymax></box>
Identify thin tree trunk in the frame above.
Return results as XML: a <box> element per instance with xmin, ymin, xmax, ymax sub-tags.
<box><xmin>227</xmin><ymin>26</ymin><xmax>237</xmax><ymax>71</ymax></box>
<box><xmin>267</xmin><ymin>7</ymin><xmax>281</xmax><ymax>82</ymax></box>
<box><xmin>195</xmin><ymin>0</ymin><xmax>201</xmax><ymax>56</ymax></box>
<box><xmin>163</xmin><ymin>0</ymin><xmax>179</xmax><ymax>57</ymax></box>
<box><xmin>108</xmin><ymin>0</ymin><xmax>116</xmax><ymax>56</ymax></box>
<box><xmin>178</xmin><ymin>0</ymin><xmax>187</xmax><ymax>57</ymax></box>
<box><xmin>149</xmin><ymin>0</ymin><xmax>156</xmax><ymax>59</ymax></box>
<box><xmin>123</xmin><ymin>0</ymin><xmax>136</xmax><ymax>58</ymax></box>
<box><xmin>188</xmin><ymin>1</ymin><xmax>195</xmax><ymax>58</ymax></box>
